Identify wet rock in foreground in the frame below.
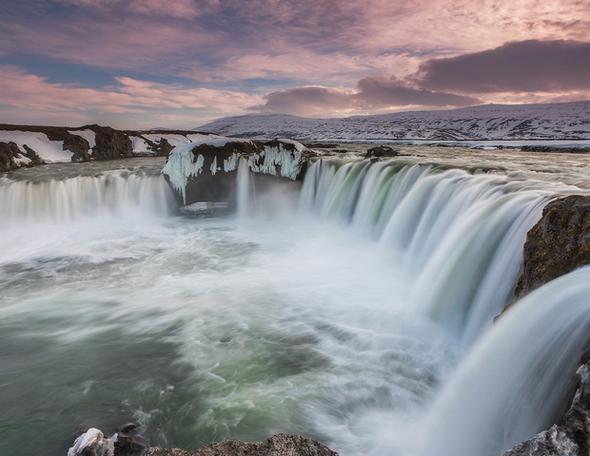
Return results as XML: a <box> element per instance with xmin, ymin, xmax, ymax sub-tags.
<box><xmin>503</xmin><ymin>364</ymin><xmax>590</xmax><ymax>456</ymax></box>
<box><xmin>146</xmin><ymin>434</ymin><xmax>338</xmax><ymax>456</ymax></box>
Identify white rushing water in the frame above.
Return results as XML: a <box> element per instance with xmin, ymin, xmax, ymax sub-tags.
<box><xmin>417</xmin><ymin>265</ymin><xmax>590</xmax><ymax>456</ymax></box>
<box><xmin>0</xmin><ymin>170</ymin><xmax>175</xmax><ymax>224</ymax></box>
<box><xmin>299</xmin><ymin>159</ymin><xmax>550</xmax><ymax>343</ymax></box>
<box><xmin>1</xmin><ymin>157</ymin><xmax>588</xmax><ymax>456</ymax></box>
<box><xmin>236</xmin><ymin>156</ymin><xmax>254</xmax><ymax>217</ymax></box>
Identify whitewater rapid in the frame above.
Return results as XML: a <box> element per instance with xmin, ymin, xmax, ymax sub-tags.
<box><xmin>1</xmin><ymin>157</ymin><xmax>588</xmax><ymax>456</ymax></box>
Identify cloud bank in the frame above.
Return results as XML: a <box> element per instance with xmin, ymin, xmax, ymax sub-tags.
<box><xmin>0</xmin><ymin>1</ymin><xmax>589</xmax><ymax>126</ymax></box>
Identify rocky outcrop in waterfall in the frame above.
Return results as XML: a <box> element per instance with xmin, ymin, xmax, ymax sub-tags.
<box><xmin>504</xmin><ymin>364</ymin><xmax>590</xmax><ymax>456</ymax></box>
<box><xmin>162</xmin><ymin>137</ymin><xmax>317</xmax><ymax>205</ymax></box>
<box><xmin>515</xmin><ymin>195</ymin><xmax>590</xmax><ymax>298</ymax></box>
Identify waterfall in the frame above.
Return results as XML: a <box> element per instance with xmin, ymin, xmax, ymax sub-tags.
<box><xmin>416</xmin><ymin>265</ymin><xmax>590</xmax><ymax>456</ymax></box>
<box><xmin>0</xmin><ymin>171</ymin><xmax>176</xmax><ymax>224</ymax></box>
<box><xmin>299</xmin><ymin>159</ymin><xmax>550</xmax><ymax>342</ymax></box>
<box><xmin>236</xmin><ymin>156</ymin><xmax>255</xmax><ymax>217</ymax></box>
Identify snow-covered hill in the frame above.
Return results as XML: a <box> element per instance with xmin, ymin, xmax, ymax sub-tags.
<box><xmin>199</xmin><ymin>101</ymin><xmax>590</xmax><ymax>141</ymax></box>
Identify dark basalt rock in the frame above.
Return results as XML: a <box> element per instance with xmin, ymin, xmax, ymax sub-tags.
<box><xmin>62</xmin><ymin>133</ymin><xmax>92</xmax><ymax>162</ymax></box>
<box><xmin>92</xmin><ymin>126</ymin><xmax>133</xmax><ymax>160</ymax></box>
<box><xmin>515</xmin><ymin>195</ymin><xmax>590</xmax><ymax>298</ymax></box>
<box><xmin>0</xmin><ymin>141</ymin><xmax>42</xmax><ymax>172</ymax></box>
<box><xmin>153</xmin><ymin>138</ymin><xmax>175</xmax><ymax>157</ymax></box>
<box><xmin>364</xmin><ymin>145</ymin><xmax>399</xmax><ymax>158</ymax></box>
<box><xmin>145</xmin><ymin>434</ymin><xmax>338</xmax><ymax>456</ymax></box>
<box><xmin>503</xmin><ymin>365</ymin><xmax>590</xmax><ymax>456</ymax></box>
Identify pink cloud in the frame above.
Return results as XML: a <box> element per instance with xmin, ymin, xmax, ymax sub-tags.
<box><xmin>0</xmin><ymin>66</ymin><xmax>261</xmax><ymax>127</ymax></box>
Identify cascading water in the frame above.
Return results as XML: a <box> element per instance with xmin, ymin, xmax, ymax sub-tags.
<box><xmin>236</xmin><ymin>156</ymin><xmax>254</xmax><ymax>217</ymax></box>
<box><xmin>415</xmin><ymin>265</ymin><xmax>590</xmax><ymax>456</ymax></box>
<box><xmin>0</xmin><ymin>170</ymin><xmax>175</xmax><ymax>224</ymax></box>
<box><xmin>2</xmin><ymin>154</ymin><xmax>588</xmax><ymax>456</ymax></box>
<box><xmin>298</xmin><ymin>159</ymin><xmax>550</xmax><ymax>343</ymax></box>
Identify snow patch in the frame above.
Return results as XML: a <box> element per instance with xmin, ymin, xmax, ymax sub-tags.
<box><xmin>68</xmin><ymin>129</ymin><xmax>96</xmax><ymax>150</ymax></box>
<box><xmin>143</xmin><ymin>134</ymin><xmax>192</xmax><ymax>148</ymax></box>
<box><xmin>130</xmin><ymin>136</ymin><xmax>153</xmax><ymax>154</ymax></box>
<box><xmin>0</xmin><ymin>131</ymin><xmax>72</xmax><ymax>162</ymax></box>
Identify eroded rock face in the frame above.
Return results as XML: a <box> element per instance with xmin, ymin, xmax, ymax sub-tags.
<box><xmin>515</xmin><ymin>195</ymin><xmax>590</xmax><ymax>298</ymax></box>
<box><xmin>145</xmin><ymin>434</ymin><xmax>338</xmax><ymax>456</ymax></box>
<box><xmin>503</xmin><ymin>365</ymin><xmax>590</xmax><ymax>456</ymax></box>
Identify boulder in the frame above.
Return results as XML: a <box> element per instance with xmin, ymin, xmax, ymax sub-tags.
<box><xmin>515</xmin><ymin>195</ymin><xmax>590</xmax><ymax>298</ymax></box>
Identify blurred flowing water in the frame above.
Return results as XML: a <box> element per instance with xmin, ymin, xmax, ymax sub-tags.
<box><xmin>1</xmin><ymin>157</ymin><xmax>589</xmax><ymax>456</ymax></box>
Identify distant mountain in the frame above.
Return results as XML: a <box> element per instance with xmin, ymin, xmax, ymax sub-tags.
<box><xmin>198</xmin><ymin>101</ymin><xmax>590</xmax><ymax>141</ymax></box>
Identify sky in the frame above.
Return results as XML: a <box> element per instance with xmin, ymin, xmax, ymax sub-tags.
<box><xmin>0</xmin><ymin>0</ymin><xmax>589</xmax><ymax>128</ymax></box>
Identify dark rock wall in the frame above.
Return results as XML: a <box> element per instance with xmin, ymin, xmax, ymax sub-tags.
<box><xmin>92</xmin><ymin>126</ymin><xmax>133</xmax><ymax>160</ymax></box>
<box><xmin>515</xmin><ymin>195</ymin><xmax>590</xmax><ymax>298</ymax></box>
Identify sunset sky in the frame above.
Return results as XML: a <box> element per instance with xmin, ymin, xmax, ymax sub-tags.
<box><xmin>1</xmin><ymin>0</ymin><xmax>589</xmax><ymax>128</ymax></box>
